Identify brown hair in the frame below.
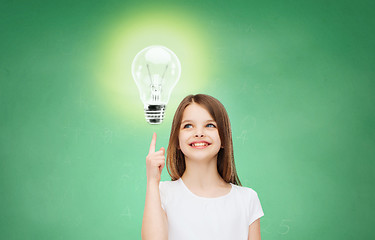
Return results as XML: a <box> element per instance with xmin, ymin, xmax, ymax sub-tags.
<box><xmin>166</xmin><ymin>94</ymin><xmax>242</xmax><ymax>186</ymax></box>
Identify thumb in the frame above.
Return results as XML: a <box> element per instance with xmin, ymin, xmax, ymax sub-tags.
<box><xmin>160</xmin><ymin>147</ymin><xmax>165</xmax><ymax>155</ymax></box>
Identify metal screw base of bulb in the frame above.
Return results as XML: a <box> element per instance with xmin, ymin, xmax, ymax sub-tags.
<box><xmin>144</xmin><ymin>104</ymin><xmax>166</xmax><ymax>124</ymax></box>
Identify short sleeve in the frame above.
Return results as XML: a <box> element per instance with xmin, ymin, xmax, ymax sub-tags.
<box><xmin>248</xmin><ymin>189</ymin><xmax>264</xmax><ymax>226</ymax></box>
<box><xmin>159</xmin><ymin>181</ymin><xmax>167</xmax><ymax>211</ymax></box>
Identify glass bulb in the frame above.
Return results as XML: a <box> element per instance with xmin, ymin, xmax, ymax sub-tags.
<box><xmin>131</xmin><ymin>45</ymin><xmax>181</xmax><ymax>124</ymax></box>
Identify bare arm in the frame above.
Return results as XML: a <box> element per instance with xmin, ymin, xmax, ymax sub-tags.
<box><xmin>141</xmin><ymin>133</ymin><xmax>168</xmax><ymax>240</ymax></box>
<box><xmin>248</xmin><ymin>219</ymin><xmax>261</xmax><ymax>240</ymax></box>
<box><xmin>142</xmin><ymin>181</ymin><xmax>168</xmax><ymax>240</ymax></box>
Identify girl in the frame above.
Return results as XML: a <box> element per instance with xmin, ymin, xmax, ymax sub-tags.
<box><xmin>142</xmin><ymin>94</ymin><xmax>264</xmax><ymax>240</ymax></box>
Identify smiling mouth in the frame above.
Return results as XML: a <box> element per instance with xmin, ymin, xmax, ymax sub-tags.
<box><xmin>190</xmin><ymin>142</ymin><xmax>210</xmax><ymax>147</ymax></box>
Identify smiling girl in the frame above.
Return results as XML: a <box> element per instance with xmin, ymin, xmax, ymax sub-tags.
<box><xmin>142</xmin><ymin>94</ymin><xmax>264</xmax><ymax>240</ymax></box>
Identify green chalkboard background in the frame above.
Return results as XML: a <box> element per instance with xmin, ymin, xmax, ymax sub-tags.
<box><xmin>1</xmin><ymin>0</ymin><xmax>374</xmax><ymax>239</ymax></box>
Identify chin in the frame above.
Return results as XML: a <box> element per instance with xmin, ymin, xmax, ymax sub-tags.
<box><xmin>183</xmin><ymin>153</ymin><xmax>219</xmax><ymax>162</ymax></box>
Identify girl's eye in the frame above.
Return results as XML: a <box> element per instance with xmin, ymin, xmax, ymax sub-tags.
<box><xmin>207</xmin><ymin>123</ymin><xmax>216</xmax><ymax>128</ymax></box>
<box><xmin>183</xmin><ymin>124</ymin><xmax>193</xmax><ymax>129</ymax></box>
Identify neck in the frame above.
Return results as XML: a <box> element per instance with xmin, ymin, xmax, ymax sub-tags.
<box><xmin>181</xmin><ymin>155</ymin><xmax>225</xmax><ymax>190</ymax></box>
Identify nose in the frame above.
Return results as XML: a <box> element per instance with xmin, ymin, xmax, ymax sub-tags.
<box><xmin>194</xmin><ymin>128</ymin><xmax>205</xmax><ymax>138</ymax></box>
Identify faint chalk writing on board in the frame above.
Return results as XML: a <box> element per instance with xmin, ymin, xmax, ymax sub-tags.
<box><xmin>278</xmin><ymin>219</ymin><xmax>292</xmax><ymax>235</ymax></box>
<box><xmin>121</xmin><ymin>206</ymin><xmax>132</xmax><ymax>220</ymax></box>
<box><xmin>236</xmin><ymin>130</ymin><xmax>248</xmax><ymax>144</ymax></box>
<box><xmin>262</xmin><ymin>218</ymin><xmax>292</xmax><ymax>235</ymax></box>
<box><xmin>103</xmin><ymin>128</ymin><xmax>113</xmax><ymax>144</ymax></box>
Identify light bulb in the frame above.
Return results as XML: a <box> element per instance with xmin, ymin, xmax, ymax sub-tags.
<box><xmin>131</xmin><ymin>45</ymin><xmax>181</xmax><ymax>124</ymax></box>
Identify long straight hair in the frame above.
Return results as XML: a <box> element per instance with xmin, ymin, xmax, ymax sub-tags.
<box><xmin>166</xmin><ymin>94</ymin><xmax>242</xmax><ymax>186</ymax></box>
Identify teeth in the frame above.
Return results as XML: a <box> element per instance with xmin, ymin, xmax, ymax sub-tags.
<box><xmin>192</xmin><ymin>142</ymin><xmax>207</xmax><ymax>147</ymax></box>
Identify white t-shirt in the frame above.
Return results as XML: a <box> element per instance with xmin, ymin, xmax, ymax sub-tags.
<box><xmin>159</xmin><ymin>178</ymin><xmax>264</xmax><ymax>240</ymax></box>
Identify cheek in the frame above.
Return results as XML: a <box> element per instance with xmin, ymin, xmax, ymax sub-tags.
<box><xmin>178</xmin><ymin>136</ymin><xmax>189</xmax><ymax>155</ymax></box>
<box><xmin>213</xmin><ymin>131</ymin><xmax>221</xmax><ymax>145</ymax></box>
<box><xmin>178</xmin><ymin>132</ymin><xmax>186</xmax><ymax>147</ymax></box>
<box><xmin>215</xmin><ymin>138</ymin><xmax>222</xmax><ymax>150</ymax></box>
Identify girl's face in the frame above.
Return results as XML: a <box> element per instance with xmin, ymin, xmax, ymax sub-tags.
<box><xmin>178</xmin><ymin>103</ymin><xmax>221</xmax><ymax>162</ymax></box>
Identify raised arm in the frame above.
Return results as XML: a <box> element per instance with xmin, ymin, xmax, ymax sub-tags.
<box><xmin>141</xmin><ymin>133</ymin><xmax>168</xmax><ymax>240</ymax></box>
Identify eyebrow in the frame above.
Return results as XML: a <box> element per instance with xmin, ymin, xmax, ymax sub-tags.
<box><xmin>181</xmin><ymin>119</ymin><xmax>215</xmax><ymax>124</ymax></box>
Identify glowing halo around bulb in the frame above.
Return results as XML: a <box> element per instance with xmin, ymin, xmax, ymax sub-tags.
<box><xmin>131</xmin><ymin>45</ymin><xmax>181</xmax><ymax>124</ymax></box>
<box><xmin>94</xmin><ymin>9</ymin><xmax>213</xmax><ymax>125</ymax></box>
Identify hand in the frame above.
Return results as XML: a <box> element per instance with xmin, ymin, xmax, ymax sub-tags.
<box><xmin>146</xmin><ymin>133</ymin><xmax>165</xmax><ymax>184</ymax></box>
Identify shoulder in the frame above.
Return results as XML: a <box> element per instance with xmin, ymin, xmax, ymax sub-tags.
<box><xmin>231</xmin><ymin>184</ymin><xmax>261</xmax><ymax>200</ymax></box>
<box><xmin>159</xmin><ymin>179</ymin><xmax>180</xmax><ymax>186</ymax></box>
<box><xmin>159</xmin><ymin>179</ymin><xmax>181</xmax><ymax>192</ymax></box>
<box><xmin>159</xmin><ymin>179</ymin><xmax>182</xmax><ymax>206</ymax></box>
<box><xmin>232</xmin><ymin>184</ymin><xmax>259</xmax><ymax>195</ymax></box>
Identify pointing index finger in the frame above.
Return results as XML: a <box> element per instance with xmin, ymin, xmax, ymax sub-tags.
<box><xmin>149</xmin><ymin>132</ymin><xmax>156</xmax><ymax>154</ymax></box>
